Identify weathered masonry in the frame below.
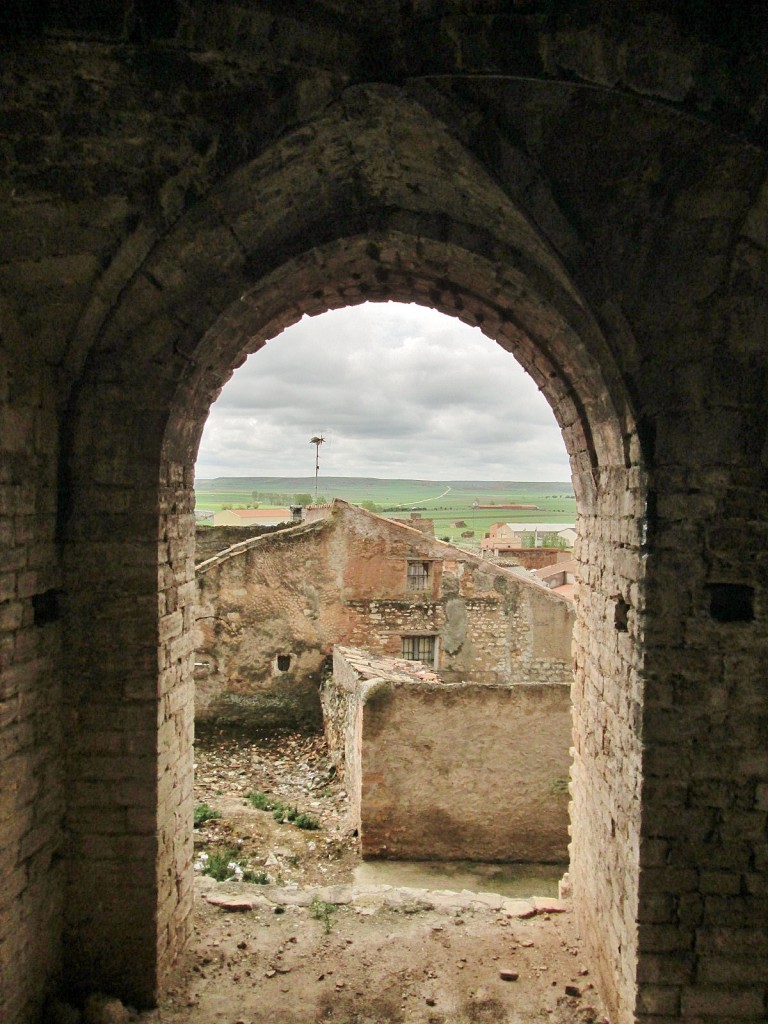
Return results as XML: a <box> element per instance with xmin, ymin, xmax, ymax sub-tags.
<box><xmin>323</xmin><ymin>647</ymin><xmax>571</xmax><ymax>862</ymax></box>
<box><xmin>194</xmin><ymin>499</ymin><xmax>572</xmax><ymax>730</ymax></box>
<box><xmin>1</xmin><ymin>4</ymin><xmax>767</xmax><ymax>1023</ymax></box>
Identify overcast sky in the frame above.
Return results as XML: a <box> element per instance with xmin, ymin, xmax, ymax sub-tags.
<box><xmin>195</xmin><ymin>302</ymin><xmax>571</xmax><ymax>481</ymax></box>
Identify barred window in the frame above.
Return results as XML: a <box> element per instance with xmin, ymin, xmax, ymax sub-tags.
<box><xmin>401</xmin><ymin>635</ymin><xmax>436</xmax><ymax>665</ymax></box>
<box><xmin>406</xmin><ymin>560</ymin><xmax>431</xmax><ymax>591</ymax></box>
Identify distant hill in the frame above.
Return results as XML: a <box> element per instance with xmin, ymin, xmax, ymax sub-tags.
<box><xmin>196</xmin><ymin>476</ymin><xmax>573</xmax><ymax>499</ymax></box>
<box><xmin>194</xmin><ymin>477</ymin><xmax>577</xmax><ymax>544</ymax></box>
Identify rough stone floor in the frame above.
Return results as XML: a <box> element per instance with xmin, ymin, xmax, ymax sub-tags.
<box><xmin>140</xmin><ymin>876</ymin><xmax>608</xmax><ymax>1024</ymax></box>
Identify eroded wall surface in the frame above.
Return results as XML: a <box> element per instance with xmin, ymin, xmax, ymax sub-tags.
<box><xmin>0</xmin><ymin>332</ymin><xmax>64</xmax><ymax>1022</ymax></box>
<box><xmin>324</xmin><ymin>648</ymin><xmax>571</xmax><ymax>862</ymax></box>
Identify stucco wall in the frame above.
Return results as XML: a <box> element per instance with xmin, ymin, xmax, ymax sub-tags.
<box><xmin>324</xmin><ymin>648</ymin><xmax>571</xmax><ymax>862</ymax></box>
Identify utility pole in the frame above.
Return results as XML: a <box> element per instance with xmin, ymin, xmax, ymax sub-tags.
<box><xmin>309</xmin><ymin>434</ymin><xmax>325</xmax><ymax>501</ymax></box>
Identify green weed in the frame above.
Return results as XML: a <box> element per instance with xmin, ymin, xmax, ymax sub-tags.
<box><xmin>200</xmin><ymin>848</ymin><xmax>239</xmax><ymax>881</ymax></box>
<box><xmin>294</xmin><ymin>812</ymin><xmax>320</xmax><ymax>830</ymax></box>
<box><xmin>250</xmin><ymin>794</ymin><xmax>321</xmax><ymax>831</ymax></box>
<box><xmin>247</xmin><ymin>790</ymin><xmax>277</xmax><ymax>811</ymax></box>
<box><xmin>242</xmin><ymin>869</ymin><xmax>270</xmax><ymax>884</ymax></box>
<box><xmin>310</xmin><ymin>897</ymin><xmax>336</xmax><ymax>934</ymax></box>
<box><xmin>194</xmin><ymin>803</ymin><xmax>221</xmax><ymax>827</ymax></box>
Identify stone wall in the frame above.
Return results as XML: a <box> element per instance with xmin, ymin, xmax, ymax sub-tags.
<box><xmin>323</xmin><ymin>648</ymin><xmax>571</xmax><ymax>862</ymax></box>
<box><xmin>194</xmin><ymin>501</ymin><xmax>573</xmax><ymax>730</ymax></box>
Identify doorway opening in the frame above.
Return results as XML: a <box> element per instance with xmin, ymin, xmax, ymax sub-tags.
<box><xmin>191</xmin><ymin>300</ymin><xmax>575</xmax><ymax>895</ymax></box>
<box><xmin>64</xmin><ymin>188</ymin><xmax>646</xmax><ymax>1023</ymax></box>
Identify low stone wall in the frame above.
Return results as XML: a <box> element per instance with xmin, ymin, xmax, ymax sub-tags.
<box><xmin>324</xmin><ymin>648</ymin><xmax>571</xmax><ymax>863</ymax></box>
<box><xmin>195</xmin><ymin>524</ymin><xmax>290</xmax><ymax>564</ymax></box>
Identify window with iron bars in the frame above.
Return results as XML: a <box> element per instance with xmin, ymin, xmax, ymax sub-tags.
<box><xmin>400</xmin><ymin>635</ymin><xmax>436</xmax><ymax>665</ymax></box>
<box><xmin>406</xmin><ymin>560</ymin><xmax>431</xmax><ymax>591</ymax></box>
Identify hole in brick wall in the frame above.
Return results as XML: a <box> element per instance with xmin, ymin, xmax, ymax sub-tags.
<box><xmin>33</xmin><ymin>588</ymin><xmax>61</xmax><ymax>626</ymax></box>
<box><xmin>708</xmin><ymin>584</ymin><xmax>754</xmax><ymax>623</ymax></box>
<box><xmin>276</xmin><ymin>654</ymin><xmax>292</xmax><ymax>672</ymax></box>
<box><xmin>614</xmin><ymin>598</ymin><xmax>629</xmax><ymax>632</ymax></box>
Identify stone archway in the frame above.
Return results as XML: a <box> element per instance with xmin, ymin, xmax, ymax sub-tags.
<box><xmin>61</xmin><ymin>85</ymin><xmax>646</xmax><ymax>1022</ymax></box>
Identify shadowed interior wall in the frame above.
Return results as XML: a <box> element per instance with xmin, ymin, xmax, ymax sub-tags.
<box><xmin>1</xmin><ymin>5</ymin><xmax>767</xmax><ymax>1023</ymax></box>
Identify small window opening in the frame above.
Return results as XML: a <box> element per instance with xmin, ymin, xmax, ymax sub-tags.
<box><xmin>401</xmin><ymin>635</ymin><xmax>436</xmax><ymax>665</ymax></box>
<box><xmin>708</xmin><ymin>584</ymin><xmax>754</xmax><ymax>623</ymax></box>
<box><xmin>276</xmin><ymin>654</ymin><xmax>292</xmax><ymax>672</ymax></box>
<box><xmin>614</xmin><ymin>598</ymin><xmax>629</xmax><ymax>632</ymax></box>
<box><xmin>33</xmin><ymin>589</ymin><xmax>61</xmax><ymax>626</ymax></box>
<box><xmin>406</xmin><ymin>560</ymin><xmax>431</xmax><ymax>592</ymax></box>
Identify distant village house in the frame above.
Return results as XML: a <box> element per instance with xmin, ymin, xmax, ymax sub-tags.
<box><xmin>212</xmin><ymin>507</ymin><xmax>295</xmax><ymax>527</ymax></box>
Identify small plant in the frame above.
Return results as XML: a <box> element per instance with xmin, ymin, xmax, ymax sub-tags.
<box><xmin>551</xmin><ymin>776</ymin><xmax>570</xmax><ymax>796</ymax></box>
<box><xmin>294</xmin><ymin>812</ymin><xmax>320</xmax><ymax>831</ymax></box>
<box><xmin>249</xmin><ymin>792</ymin><xmax>321</xmax><ymax>831</ymax></box>
<box><xmin>196</xmin><ymin>848</ymin><xmax>240</xmax><ymax>881</ymax></box>
<box><xmin>242</xmin><ymin>869</ymin><xmax>270</xmax><ymax>884</ymax></box>
<box><xmin>247</xmin><ymin>790</ymin><xmax>277</xmax><ymax>811</ymax></box>
<box><xmin>310</xmin><ymin>897</ymin><xmax>336</xmax><ymax>934</ymax></box>
<box><xmin>194</xmin><ymin>803</ymin><xmax>221</xmax><ymax>827</ymax></box>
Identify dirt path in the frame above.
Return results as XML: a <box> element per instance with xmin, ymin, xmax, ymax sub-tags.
<box><xmin>136</xmin><ymin>730</ymin><xmax>608</xmax><ymax>1024</ymax></box>
<box><xmin>142</xmin><ymin>877</ymin><xmax>606</xmax><ymax>1024</ymax></box>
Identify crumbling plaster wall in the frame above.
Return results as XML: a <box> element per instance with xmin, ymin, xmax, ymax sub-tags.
<box><xmin>194</xmin><ymin>501</ymin><xmax>573</xmax><ymax>729</ymax></box>
<box><xmin>324</xmin><ymin>647</ymin><xmax>571</xmax><ymax>862</ymax></box>
<box><xmin>1</xmin><ymin>4</ymin><xmax>767</xmax><ymax>1023</ymax></box>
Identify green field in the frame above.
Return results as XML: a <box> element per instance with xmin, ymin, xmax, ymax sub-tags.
<box><xmin>195</xmin><ymin>477</ymin><xmax>575</xmax><ymax>548</ymax></box>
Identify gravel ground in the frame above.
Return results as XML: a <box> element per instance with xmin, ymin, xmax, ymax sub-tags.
<box><xmin>192</xmin><ymin>728</ymin><xmax>360</xmax><ymax>889</ymax></box>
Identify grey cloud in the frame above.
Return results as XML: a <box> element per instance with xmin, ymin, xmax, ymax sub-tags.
<box><xmin>196</xmin><ymin>303</ymin><xmax>571</xmax><ymax>480</ymax></box>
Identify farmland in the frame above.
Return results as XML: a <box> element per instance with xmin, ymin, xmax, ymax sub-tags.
<box><xmin>195</xmin><ymin>477</ymin><xmax>575</xmax><ymax>547</ymax></box>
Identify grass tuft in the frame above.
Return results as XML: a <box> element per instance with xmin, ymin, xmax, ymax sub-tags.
<box><xmin>310</xmin><ymin>896</ymin><xmax>336</xmax><ymax>933</ymax></box>
<box><xmin>248</xmin><ymin>791</ymin><xmax>321</xmax><ymax>831</ymax></box>
<box><xmin>194</xmin><ymin>803</ymin><xmax>222</xmax><ymax>827</ymax></box>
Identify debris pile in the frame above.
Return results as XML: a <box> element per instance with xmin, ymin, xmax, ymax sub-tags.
<box><xmin>193</xmin><ymin>729</ymin><xmax>359</xmax><ymax>888</ymax></box>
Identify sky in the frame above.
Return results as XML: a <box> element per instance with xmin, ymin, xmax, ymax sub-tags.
<box><xmin>195</xmin><ymin>302</ymin><xmax>571</xmax><ymax>482</ymax></box>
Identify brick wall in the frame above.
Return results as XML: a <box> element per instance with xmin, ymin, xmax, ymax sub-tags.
<box><xmin>0</xmin><ymin>338</ymin><xmax>65</xmax><ymax>1023</ymax></box>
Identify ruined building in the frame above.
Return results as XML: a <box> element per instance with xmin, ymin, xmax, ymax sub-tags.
<box><xmin>1</xmin><ymin>4</ymin><xmax>767</xmax><ymax>1022</ymax></box>
<box><xmin>323</xmin><ymin>645</ymin><xmax>572</xmax><ymax>863</ymax></box>
<box><xmin>194</xmin><ymin>499</ymin><xmax>572</xmax><ymax>729</ymax></box>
